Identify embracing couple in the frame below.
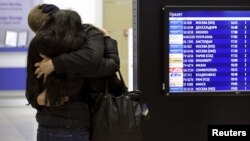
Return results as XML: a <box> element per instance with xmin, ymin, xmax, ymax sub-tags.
<box><xmin>26</xmin><ymin>4</ymin><xmax>122</xmax><ymax>141</ymax></box>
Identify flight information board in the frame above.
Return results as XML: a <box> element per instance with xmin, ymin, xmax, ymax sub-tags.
<box><xmin>165</xmin><ymin>8</ymin><xmax>250</xmax><ymax>93</ymax></box>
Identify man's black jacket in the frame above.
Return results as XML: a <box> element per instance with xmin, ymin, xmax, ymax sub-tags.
<box><xmin>26</xmin><ymin>24</ymin><xmax>119</xmax><ymax>128</ymax></box>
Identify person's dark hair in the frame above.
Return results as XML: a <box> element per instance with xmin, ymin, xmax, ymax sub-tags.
<box><xmin>36</xmin><ymin>10</ymin><xmax>86</xmax><ymax>56</ymax></box>
<box><xmin>40</xmin><ymin>4</ymin><xmax>60</xmax><ymax>15</ymax></box>
<box><xmin>27</xmin><ymin>10</ymin><xmax>87</xmax><ymax>106</ymax></box>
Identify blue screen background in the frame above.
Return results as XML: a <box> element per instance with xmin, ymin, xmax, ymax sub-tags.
<box><xmin>168</xmin><ymin>11</ymin><xmax>250</xmax><ymax>93</ymax></box>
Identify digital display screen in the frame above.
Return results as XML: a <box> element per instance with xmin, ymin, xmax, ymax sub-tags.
<box><xmin>165</xmin><ymin>6</ymin><xmax>250</xmax><ymax>94</ymax></box>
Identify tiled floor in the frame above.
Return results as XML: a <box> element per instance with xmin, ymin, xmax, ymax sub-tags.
<box><xmin>0</xmin><ymin>91</ymin><xmax>37</xmax><ymax>140</ymax></box>
<box><xmin>0</xmin><ymin>103</ymin><xmax>37</xmax><ymax>141</ymax></box>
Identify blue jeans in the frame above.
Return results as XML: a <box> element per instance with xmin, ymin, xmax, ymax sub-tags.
<box><xmin>37</xmin><ymin>125</ymin><xmax>90</xmax><ymax>141</ymax></box>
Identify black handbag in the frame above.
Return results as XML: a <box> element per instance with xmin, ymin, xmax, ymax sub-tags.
<box><xmin>91</xmin><ymin>69</ymin><xmax>149</xmax><ymax>141</ymax></box>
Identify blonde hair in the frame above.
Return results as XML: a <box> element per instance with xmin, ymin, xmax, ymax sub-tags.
<box><xmin>28</xmin><ymin>5</ymin><xmax>50</xmax><ymax>33</ymax></box>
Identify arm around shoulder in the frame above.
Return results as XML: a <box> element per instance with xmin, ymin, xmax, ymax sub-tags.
<box><xmin>52</xmin><ymin>26</ymin><xmax>105</xmax><ymax>74</ymax></box>
<box><xmin>51</xmin><ymin>25</ymin><xmax>120</xmax><ymax>77</ymax></box>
